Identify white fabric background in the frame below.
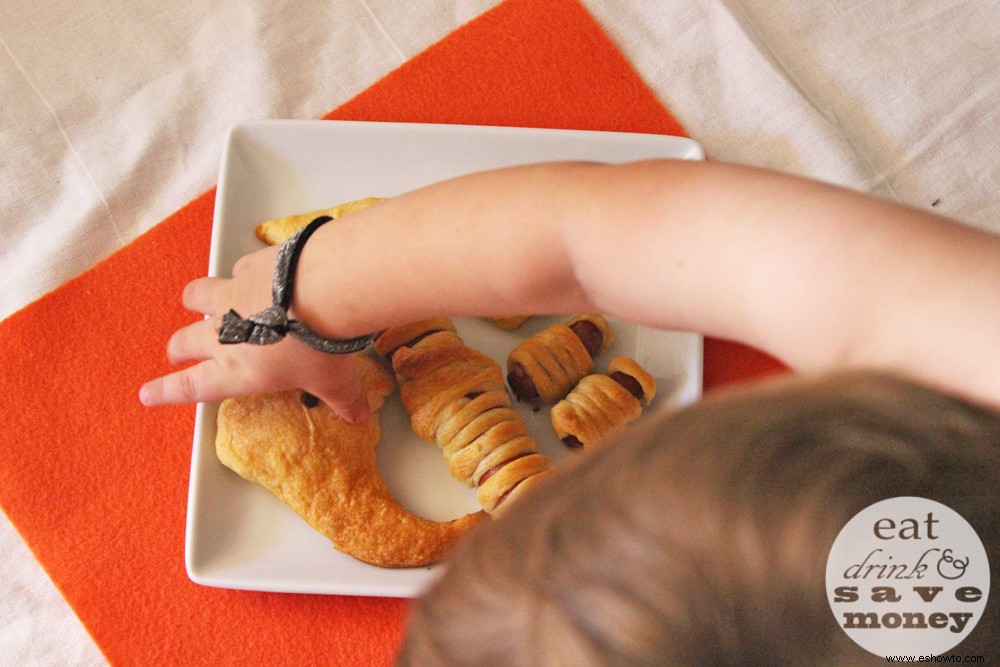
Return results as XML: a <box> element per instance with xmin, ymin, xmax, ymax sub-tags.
<box><xmin>1</xmin><ymin>0</ymin><xmax>997</xmax><ymax>663</ymax></box>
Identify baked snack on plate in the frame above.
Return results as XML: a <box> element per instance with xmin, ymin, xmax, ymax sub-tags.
<box><xmin>482</xmin><ymin>315</ymin><xmax>532</xmax><ymax>330</ymax></box>
<box><xmin>255</xmin><ymin>196</ymin><xmax>383</xmax><ymax>245</ymax></box>
<box><xmin>550</xmin><ymin>355</ymin><xmax>657</xmax><ymax>449</ymax></box>
<box><xmin>506</xmin><ymin>314</ymin><xmax>614</xmax><ymax>405</ymax></box>
<box><xmin>375</xmin><ymin>319</ymin><xmax>556</xmax><ymax>515</ymax></box>
<box><xmin>215</xmin><ymin>353</ymin><xmax>484</xmax><ymax>568</ymax></box>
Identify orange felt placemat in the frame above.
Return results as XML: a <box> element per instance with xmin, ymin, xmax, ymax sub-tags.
<box><xmin>0</xmin><ymin>0</ymin><xmax>783</xmax><ymax>664</ymax></box>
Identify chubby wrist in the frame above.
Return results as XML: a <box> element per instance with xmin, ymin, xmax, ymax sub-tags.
<box><xmin>291</xmin><ymin>220</ymin><xmax>373</xmax><ymax>340</ymax></box>
<box><xmin>220</xmin><ymin>215</ymin><xmax>375</xmax><ymax>354</ymax></box>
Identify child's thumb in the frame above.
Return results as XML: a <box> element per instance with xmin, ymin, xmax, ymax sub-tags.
<box><xmin>315</xmin><ymin>381</ymin><xmax>370</xmax><ymax>425</ymax></box>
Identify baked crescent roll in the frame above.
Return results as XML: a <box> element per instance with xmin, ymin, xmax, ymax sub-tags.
<box><xmin>482</xmin><ymin>315</ymin><xmax>532</xmax><ymax>330</ymax></box>
<box><xmin>373</xmin><ymin>317</ymin><xmax>458</xmax><ymax>362</ymax></box>
<box><xmin>550</xmin><ymin>355</ymin><xmax>657</xmax><ymax>449</ymax></box>
<box><xmin>377</xmin><ymin>319</ymin><xmax>556</xmax><ymax>515</ymax></box>
<box><xmin>506</xmin><ymin>314</ymin><xmax>615</xmax><ymax>405</ymax></box>
<box><xmin>255</xmin><ymin>196</ymin><xmax>384</xmax><ymax>245</ymax></box>
<box><xmin>215</xmin><ymin>354</ymin><xmax>484</xmax><ymax>568</ymax></box>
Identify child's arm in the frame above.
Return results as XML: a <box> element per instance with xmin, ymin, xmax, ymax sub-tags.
<box><xmin>140</xmin><ymin>159</ymin><xmax>1000</xmax><ymax>413</ymax></box>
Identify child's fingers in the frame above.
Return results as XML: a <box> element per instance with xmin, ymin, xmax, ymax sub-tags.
<box><xmin>140</xmin><ymin>347</ymin><xmax>372</xmax><ymax>423</ymax></box>
<box><xmin>308</xmin><ymin>368</ymin><xmax>371</xmax><ymax>425</ymax></box>
<box><xmin>138</xmin><ymin>360</ymin><xmax>228</xmax><ymax>406</ymax></box>
<box><xmin>182</xmin><ymin>277</ymin><xmax>232</xmax><ymax>315</ymax></box>
<box><xmin>165</xmin><ymin>316</ymin><xmax>221</xmax><ymax>364</ymax></box>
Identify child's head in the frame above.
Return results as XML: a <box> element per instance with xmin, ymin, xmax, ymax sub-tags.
<box><xmin>397</xmin><ymin>371</ymin><xmax>1000</xmax><ymax>665</ymax></box>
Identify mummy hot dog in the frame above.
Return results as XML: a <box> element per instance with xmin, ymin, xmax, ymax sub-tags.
<box><xmin>506</xmin><ymin>314</ymin><xmax>615</xmax><ymax>406</ymax></box>
<box><xmin>550</xmin><ymin>355</ymin><xmax>657</xmax><ymax>449</ymax></box>
<box><xmin>375</xmin><ymin>319</ymin><xmax>556</xmax><ymax>515</ymax></box>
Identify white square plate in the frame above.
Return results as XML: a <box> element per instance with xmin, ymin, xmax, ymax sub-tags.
<box><xmin>185</xmin><ymin>120</ymin><xmax>705</xmax><ymax>597</ymax></box>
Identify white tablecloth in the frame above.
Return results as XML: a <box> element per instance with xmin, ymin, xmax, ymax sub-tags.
<box><xmin>2</xmin><ymin>0</ymin><xmax>998</xmax><ymax>663</ymax></box>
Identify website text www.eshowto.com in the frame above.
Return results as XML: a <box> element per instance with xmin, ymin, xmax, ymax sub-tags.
<box><xmin>885</xmin><ymin>655</ymin><xmax>984</xmax><ymax>663</ymax></box>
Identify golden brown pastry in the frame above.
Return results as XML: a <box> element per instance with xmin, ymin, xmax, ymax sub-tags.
<box><xmin>550</xmin><ymin>355</ymin><xmax>657</xmax><ymax>449</ymax></box>
<box><xmin>215</xmin><ymin>354</ymin><xmax>484</xmax><ymax>568</ymax></box>
<box><xmin>376</xmin><ymin>319</ymin><xmax>556</xmax><ymax>515</ymax></box>
<box><xmin>482</xmin><ymin>315</ymin><xmax>532</xmax><ymax>330</ymax></box>
<box><xmin>373</xmin><ymin>317</ymin><xmax>458</xmax><ymax>362</ymax></box>
<box><xmin>255</xmin><ymin>197</ymin><xmax>383</xmax><ymax>245</ymax></box>
<box><xmin>506</xmin><ymin>314</ymin><xmax>615</xmax><ymax>405</ymax></box>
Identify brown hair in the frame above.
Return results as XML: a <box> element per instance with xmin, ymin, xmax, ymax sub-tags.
<box><xmin>396</xmin><ymin>371</ymin><xmax>1000</xmax><ymax>665</ymax></box>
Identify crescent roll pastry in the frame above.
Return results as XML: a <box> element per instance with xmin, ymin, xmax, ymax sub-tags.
<box><xmin>373</xmin><ymin>317</ymin><xmax>458</xmax><ymax>362</ymax></box>
<box><xmin>215</xmin><ymin>354</ymin><xmax>484</xmax><ymax>568</ymax></box>
<box><xmin>506</xmin><ymin>314</ymin><xmax>615</xmax><ymax>405</ymax></box>
<box><xmin>483</xmin><ymin>315</ymin><xmax>532</xmax><ymax>330</ymax></box>
<box><xmin>255</xmin><ymin>196</ymin><xmax>384</xmax><ymax>245</ymax></box>
<box><xmin>550</xmin><ymin>355</ymin><xmax>657</xmax><ymax>449</ymax></box>
<box><xmin>376</xmin><ymin>319</ymin><xmax>556</xmax><ymax>515</ymax></box>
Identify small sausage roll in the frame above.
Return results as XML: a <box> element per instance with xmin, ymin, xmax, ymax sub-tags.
<box><xmin>550</xmin><ymin>356</ymin><xmax>657</xmax><ymax>449</ymax></box>
<box><xmin>375</xmin><ymin>320</ymin><xmax>556</xmax><ymax>515</ymax></box>
<box><xmin>506</xmin><ymin>314</ymin><xmax>614</xmax><ymax>405</ymax></box>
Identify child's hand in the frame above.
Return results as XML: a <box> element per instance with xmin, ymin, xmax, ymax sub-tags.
<box><xmin>138</xmin><ymin>245</ymin><xmax>370</xmax><ymax>424</ymax></box>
